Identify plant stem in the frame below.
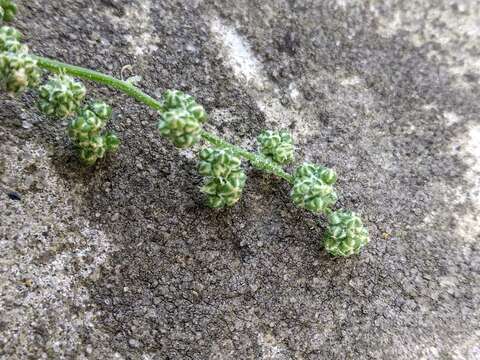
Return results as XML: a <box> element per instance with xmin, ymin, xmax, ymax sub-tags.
<box><xmin>34</xmin><ymin>55</ymin><xmax>294</xmax><ymax>184</ymax></box>
<box><xmin>34</xmin><ymin>56</ymin><xmax>163</xmax><ymax>111</ymax></box>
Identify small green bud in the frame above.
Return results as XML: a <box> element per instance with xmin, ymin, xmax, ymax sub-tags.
<box><xmin>0</xmin><ymin>52</ymin><xmax>40</xmax><ymax>93</ymax></box>
<box><xmin>158</xmin><ymin>108</ymin><xmax>202</xmax><ymax>148</ymax></box>
<box><xmin>324</xmin><ymin>210</ymin><xmax>369</xmax><ymax>257</ymax></box>
<box><xmin>0</xmin><ymin>0</ymin><xmax>16</xmax><ymax>22</ymax></box>
<box><xmin>291</xmin><ymin>163</ymin><xmax>337</xmax><ymax>214</ymax></box>
<box><xmin>0</xmin><ymin>26</ymin><xmax>20</xmax><ymax>40</ymax></box>
<box><xmin>198</xmin><ymin>148</ymin><xmax>242</xmax><ymax>178</ymax></box>
<box><xmin>105</xmin><ymin>133</ymin><xmax>120</xmax><ymax>152</ymax></box>
<box><xmin>201</xmin><ymin>171</ymin><xmax>247</xmax><ymax>208</ymax></box>
<box><xmin>68</xmin><ymin>109</ymin><xmax>104</xmax><ymax>145</ymax></box>
<box><xmin>87</xmin><ymin>101</ymin><xmax>112</xmax><ymax>121</ymax></box>
<box><xmin>162</xmin><ymin>89</ymin><xmax>193</xmax><ymax>110</ymax></box>
<box><xmin>77</xmin><ymin>135</ymin><xmax>107</xmax><ymax>166</ymax></box>
<box><xmin>199</xmin><ymin>148</ymin><xmax>246</xmax><ymax>208</ymax></box>
<box><xmin>258</xmin><ymin>130</ymin><xmax>294</xmax><ymax>165</ymax></box>
<box><xmin>38</xmin><ymin>74</ymin><xmax>86</xmax><ymax>118</ymax></box>
<box><xmin>68</xmin><ymin>107</ymin><xmax>120</xmax><ymax>165</ymax></box>
<box><xmin>0</xmin><ymin>26</ymin><xmax>24</xmax><ymax>53</ymax></box>
<box><xmin>161</xmin><ymin>89</ymin><xmax>207</xmax><ymax>123</ymax></box>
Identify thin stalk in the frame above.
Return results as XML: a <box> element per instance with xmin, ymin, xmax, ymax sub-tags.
<box><xmin>34</xmin><ymin>55</ymin><xmax>294</xmax><ymax>184</ymax></box>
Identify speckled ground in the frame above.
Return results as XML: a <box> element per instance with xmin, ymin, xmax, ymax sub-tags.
<box><xmin>0</xmin><ymin>0</ymin><xmax>479</xmax><ymax>359</ymax></box>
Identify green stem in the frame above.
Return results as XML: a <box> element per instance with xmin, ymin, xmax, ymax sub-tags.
<box><xmin>200</xmin><ymin>131</ymin><xmax>294</xmax><ymax>183</ymax></box>
<box><xmin>34</xmin><ymin>55</ymin><xmax>163</xmax><ymax>111</ymax></box>
<box><xmin>34</xmin><ymin>55</ymin><xmax>294</xmax><ymax>184</ymax></box>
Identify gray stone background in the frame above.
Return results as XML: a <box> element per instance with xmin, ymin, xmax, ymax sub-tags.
<box><xmin>1</xmin><ymin>0</ymin><xmax>479</xmax><ymax>358</ymax></box>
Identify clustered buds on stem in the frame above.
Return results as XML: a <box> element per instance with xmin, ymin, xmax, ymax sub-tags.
<box><xmin>68</xmin><ymin>102</ymin><xmax>119</xmax><ymax>165</ymax></box>
<box><xmin>0</xmin><ymin>26</ymin><xmax>24</xmax><ymax>52</ymax></box>
<box><xmin>291</xmin><ymin>163</ymin><xmax>337</xmax><ymax>214</ymax></box>
<box><xmin>324</xmin><ymin>211</ymin><xmax>369</xmax><ymax>256</ymax></box>
<box><xmin>0</xmin><ymin>26</ymin><xmax>40</xmax><ymax>93</ymax></box>
<box><xmin>38</xmin><ymin>74</ymin><xmax>86</xmax><ymax>118</ymax></box>
<box><xmin>34</xmin><ymin>72</ymin><xmax>120</xmax><ymax>165</ymax></box>
<box><xmin>199</xmin><ymin>148</ymin><xmax>247</xmax><ymax>208</ymax></box>
<box><xmin>0</xmin><ymin>0</ymin><xmax>16</xmax><ymax>22</ymax></box>
<box><xmin>258</xmin><ymin>130</ymin><xmax>295</xmax><ymax>165</ymax></box>
<box><xmin>158</xmin><ymin>90</ymin><xmax>207</xmax><ymax>148</ymax></box>
<box><xmin>0</xmin><ymin>8</ymin><xmax>121</xmax><ymax>166</ymax></box>
<box><xmin>0</xmin><ymin>1</ymin><xmax>371</xmax><ymax>257</ymax></box>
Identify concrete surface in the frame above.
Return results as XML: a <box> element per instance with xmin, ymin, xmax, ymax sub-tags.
<box><xmin>0</xmin><ymin>0</ymin><xmax>479</xmax><ymax>358</ymax></box>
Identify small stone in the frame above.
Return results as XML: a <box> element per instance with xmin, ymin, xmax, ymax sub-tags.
<box><xmin>128</xmin><ymin>338</ymin><xmax>141</xmax><ymax>348</ymax></box>
<box><xmin>7</xmin><ymin>191</ymin><xmax>21</xmax><ymax>201</ymax></box>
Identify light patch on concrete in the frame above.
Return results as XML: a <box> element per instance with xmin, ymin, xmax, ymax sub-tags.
<box><xmin>335</xmin><ymin>0</ymin><xmax>365</xmax><ymax>9</ymax></box>
<box><xmin>428</xmin><ymin>122</ymin><xmax>480</xmax><ymax>248</ymax></box>
<box><xmin>0</xmin><ymin>140</ymin><xmax>116</xmax><ymax>357</ymax></box>
<box><xmin>258</xmin><ymin>332</ymin><xmax>287</xmax><ymax>359</ymax></box>
<box><xmin>340</xmin><ymin>75</ymin><xmax>363</xmax><ymax>87</ymax></box>
<box><xmin>210</xmin><ymin>18</ymin><xmax>267</xmax><ymax>88</ymax></box>
<box><xmin>461</xmin><ymin>124</ymin><xmax>480</xmax><ymax>205</ymax></box>
<box><xmin>371</xmin><ymin>1</ymin><xmax>480</xmax><ymax>84</ymax></box>
<box><xmin>450</xmin><ymin>331</ymin><xmax>480</xmax><ymax>360</ymax></box>
<box><xmin>105</xmin><ymin>0</ymin><xmax>159</xmax><ymax>57</ymax></box>
<box><xmin>443</xmin><ymin>111</ymin><xmax>461</xmax><ymax>126</ymax></box>
<box><xmin>210</xmin><ymin>18</ymin><xmax>317</xmax><ymax>138</ymax></box>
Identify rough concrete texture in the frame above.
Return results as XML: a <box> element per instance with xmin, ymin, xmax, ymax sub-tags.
<box><xmin>0</xmin><ymin>0</ymin><xmax>479</xmax><ymax>358</ymax></box>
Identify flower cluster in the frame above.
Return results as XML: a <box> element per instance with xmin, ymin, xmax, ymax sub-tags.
<box><xmin>0</xmin><ymin>26</ymin><xmax>40</xmax><ymax>93</ymax></box>
<box><xmin>324</xmin><ymin>210</ymin><xmax>369</xmax><ymax>257</ymax></box>
<box><xmin>0</xmin><ymin>0</ymin><xmax>16</xmax><ymax>22</ymax></box>
<box><xmin>68</xmin><ymin>101</ymin><xmax>120</xmax><ymax>165</ymax></box>
<box><xmin>38</xmin><ymin>74</ymin><xmax>86</xmax><ymax>118</ymax></box>
<box><xmin>158</xmin><ymin>90</ymin><xmax>207</xmax><ymax>148</ymax></box>
<box><xmin>291</xmin><ymin>163</ymin><xmax>337</xmax><ymax>214</ymax></box>
<box><xmin>0</xmin><ymin>26</ymin><xmax>23</xmax><ymax>52</ymax></box>
<box><xmin>258</xmin><ymin>130</ymin><xmax>294</xmax><ymax>165</ymax></box>
<box><xmin>199</xmin><ymin>148</ymin><xmax>246</xmax><ymax>208</ymax></box>
<box><xmin>0</xmin><ymin>1</ymin><xmax>371</xmax><ymax>257</ymax></box>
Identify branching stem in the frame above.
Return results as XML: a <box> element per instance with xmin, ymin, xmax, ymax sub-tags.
<box><xmin>34</xmin><ymin>55</ymin><xmax>294</xmax><ymax>184</ymax></box>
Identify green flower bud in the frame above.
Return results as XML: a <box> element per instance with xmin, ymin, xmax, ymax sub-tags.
<box><xmin>324</xmin><ymin>210</ymin><xmax>369</xmax><ymax>257</ymax></box>
<box><xmin>258</xmin><ymin>130</ymin><xmax>295</xmax><ymax>165</ymax></box>
<box><xmin>198</xmin><ymin>148</ymin><xmax>242</xmax><ymax>178</ymax></box>
<box><xmin>77</xmin><ymin>135</ymin><xmax>107</xmax><ymax>166</ymax></box>
<box><xmin>0</xmin><ymin>51</ymin><xmax>40</xmax><ymax>93</ymax></box>
<box><xmin>0</xmin><ymin>26</ymin><xmax>20</xmax><ymax>40</ymax></box>
<box><xmin>158</xmin><ymin>108</ymin><xmax>202</xmax><ymax>148</ymax></box>
<box><xmin>201</xmin><ymin>171</ymin><xmax>247</xmax><ymax>208</ymax></box>
<box><xmin>0</xmin><ymin>26</ymin><xmax>25</xmax><ymax>53</ymax></box>
<box><xmin>162</xmin><ymin>89</ymin><xmax>194</xmax><ymax>110</ymax></box>
<box><xmin>38</xmin><ymin>74</ymin><xmax>86</xmax><ymax>118</ymax></box>
<box><xmin>68</xmin><ymin>109</ymin><xmax>104</xmax><ymax>145</ymax></box>
<box><xmin>105</xmin><ymin>132</ymin><xmax>120</xmax><ymax>152</ymax></box>
<box><xmin>291</xmin><ymin>163</ymin><xmax>337</xmax><ymax>214</ymax></box>
<box><xmin>161</xmin><ymin>89</ymin><xmax>207</xmax><ymax>123</ymax></box>
<box><xmin>0</xmin><ymin>0</ymin><xmax>16</xmax><ymax>22</ymax></box>
<box><xmin>198</xmin><ymin>148</ymin><xmax>246</xmax><ymax>208</ymax></box>
<box><xmin>87</xmin><ymin>101</ymin><xmax>112</xmax><ymax>121</ymax></box>
<box><xmin>68</xmin><ymin>107</ymin><xmax>120</xmax><ymax>165</ymax></box>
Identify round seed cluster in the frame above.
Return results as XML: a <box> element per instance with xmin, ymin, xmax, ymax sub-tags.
<box><xmin>0</xmin><ymin>26</ymin><xmax>40</xmax><ymax>93</ymax></box>
<box><xmin>258</xmin><ymin>130</ymin><xmax>295</xmax><ymax>165</ymax></box>
<box><xmin>68</xmin><ymin>102</ymin><xmax>120</xmax><ymax>165</ymax></box>
<box><xmin>0</xmin><ymin>26</ymin><xmax>23</xmax><ymax>52</ymax></box>
<box><xmin>324</xmin><ymin>210</ymin><xmax>369</xmax><ymax>257</ymax></box>
<box><xmin>0</xmin><ymin>0</ymin><xmax>16</xmax><ymax>22</ymax></box>
<box><xmin>291</xmin><ymin>163</ymin><xmax>337</xmax><ymax>214</ymax></box>
<box><xmin>38</xmin><ymin>74</ymin><xmax>86</xmax><ymax>118</ymax></box>
<box><xmin>158</xmin><ymin>90</ymin><xmax>207</xmax><ymax>148</ymax></box>
<box><xmin>199</xmin><ymin>148</ymin><xmax>246</xmax><ymax>208</ymax></box>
